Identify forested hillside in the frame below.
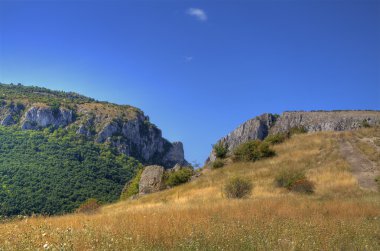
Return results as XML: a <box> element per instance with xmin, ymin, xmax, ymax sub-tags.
<box><xmin>0</xmin><ymin>126</ymin><xmax>141</xmax><ymax>216</ymax></box>
<box><xmin>0</xmin><ymin>83</ymin><xmax>186</xmax><ymax>216</ymax></box>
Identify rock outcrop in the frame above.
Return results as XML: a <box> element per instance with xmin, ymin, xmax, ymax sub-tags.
<box><xmin>86</xmin><ymin>116</ymin><xmax>188</xmax><ymax>168</ymax></box>
<box><xmin>139</xmin><ymin>165</ymin><xmax>165</xmax><ymax>195</ymax></box>
<box><xmin>208</xmin><ymin>111</ymin><xmax>380</xmax><ymax>162</ymax></box>
<box><xmin>12</xmin><ymin>105</ymin><xmax>187</xmax><ymax>168</ymax></box>
<box><xmin>1</xmin><ymin>113</ymin><xmax>16</xmax><ymax>126</ymax></box>
<box><xmin>0</xmin><ymin>101</ymin><xmax>24</xmax><ymax>126</ymax></box>
<box><xmin>21</xmin><ymin>106</ymin><xmax>74</xmax><ymax>130</ymax></box>
<box><xmin>0</xmin><ymin>84</ymin><xmax>188</xmax><ymax>169</ymax></box>
<box><xmin>270</xmin><ymin>111</ymin><xmax>380</xmax><ymax>133</ymax></box>
<box><xmin>209</xmin><ymin>113</ymin><xmax>276</xmax><ymax>162</ymax></box>
<box><xmin>162</xmin><ymin>142</ymin><xmax>187</xmax><ymax>168</ymax></box>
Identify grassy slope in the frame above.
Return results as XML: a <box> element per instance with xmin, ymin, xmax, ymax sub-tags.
<box><xmin>0</xmin><ymin>129</ymin><xmax>379</xmax><ymax>250</ymax></box>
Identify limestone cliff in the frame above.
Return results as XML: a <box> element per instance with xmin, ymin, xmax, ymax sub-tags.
<box><xmin>0</xmin><ymin>83</ymin><xmax>187</xmax><ymax>168</ymax></box>
<box><xmin>271</xmin><ymin>111</ymin><xmax>380</xmax><ymax>133</ymax></box>
<box><xmin>21</xmin><ymin>106</ymin><xmax>74</xmax><ymax>130</ymax></box>
<box><xmin>208</xmin><ymin>113</ymin><xmax>276</xmax><ymax>162</ymax></box>
<box><xmin>208</xmin><ymin>110</ymin><xmax>380</xmax><ymax>162</ymax></box>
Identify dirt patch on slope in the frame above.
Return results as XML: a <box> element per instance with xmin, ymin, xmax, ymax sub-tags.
<box><xmin>339</xmin><ymin>139</ymin><xmax>379</xmax><ymax>192</ymax></box>
<box><xmin>360</xmin><ymin>137</ymin><xmax>380</xmax><ymax>152</ymax></box>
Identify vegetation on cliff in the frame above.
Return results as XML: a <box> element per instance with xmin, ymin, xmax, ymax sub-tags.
<box><xmin>0</xmin><ymin>83</ymin><xmax>188</xmax><ymax>215</ymax></box>
<box><xmin>0</xmin><ymin>123</ymin><xmax>141</xmax><ymax>216</ymax></box>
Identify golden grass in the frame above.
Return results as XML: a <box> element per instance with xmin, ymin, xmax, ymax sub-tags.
<box><xmin>0</xmin><ymin>129</ymin><xmax>379</xmax><ymax>250</ymax></box>
<box><xmin>353</xmin><ymin>140</ymin><xmax>380</xmax><ymax>164</ymax></box>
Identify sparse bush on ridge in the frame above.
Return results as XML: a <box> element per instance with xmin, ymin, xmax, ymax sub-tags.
<box><xmin>213</xmin><ymin>142</ymin><xmax>228</xmax><ymax>159</ymax></box>
<box><xmin>76</xmin><ymin>198</ymin><xmax>101</xmax><ymax>214</ymax></box>
<box><xmin>264</xmin><ymin>133</ymin><xmax>287</xmax><ymax>145</ymax></box>
<box><xmin>224</xmin><ymin>176</ymin><xmax>253</xmax><ymax>199</ymax></box>
<box><xmin>288</xmin><ymin>126</ymin><xmax>308</xmax><ymax>136</ymax></box>
<box><xmin>233</xmin><ymin>140</ymin><xmax>275</xmax><ymax>162</ymax></box>
<box><xmin>263</xmin><ymin>126</ymin><xmax>307</xmax><ymax>146</ymax></box>
<box><xmin>212</xmin><ymin>158</ymin><xmax>225</xmax><ymax>168</ymax></box>
<box><xmin>166</xmin><ymin>167</ymin><xmax>193</xmax><ymax>187</ymax></box>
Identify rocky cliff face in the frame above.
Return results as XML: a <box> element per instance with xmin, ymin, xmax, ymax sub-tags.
<box><xmin>85</xmin><ymin>115</ymin><xmax>188</xmax><ymax>168</ymax></box>
<box><xmin>0</xmin><ymin>101</ymin><xmax>25</xmax><ymax>126</ymax></box>
<box><xmin>208</xmin><ymin>113</ymin><xmax>276</xmax><ymax>162</ymax></box>
<box><xmin>21</xmin><ymin>106</ymin><xmax>74</xmax><ymax>130</ymax></box>
<box><xmin>208</xmin><ymin>111</ymin><xmax>380</xmax><ymax>162</ymax></box>
<box><xmin>0</xmin><ymin>84</ymin><xmax>188</xmax><ymax>169</ymax></box>
<box><xmin>270</xmin><ymin>111</ymin><xmax>380</xmax><ymax>133</ymax></box>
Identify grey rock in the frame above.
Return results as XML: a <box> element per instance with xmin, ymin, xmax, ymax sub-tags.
<box><xmin>1</xmin><ymin>114</ymin><xmax>15</xmax><ymax>126</ymax></box>
<box><xmin>168</xmin><ymin>163</ymin><xmax>183</xmax><ymax>173</ymax></box>
<box><xmin>208</xmin><ymin>113</ymin><xmax>276</xmax><ymax>162</ymax></box>
<box><xmin>108</xmin><ymin>117</ymin><xmax>188</xmax><ymax>168</ymax></box>
<box><xmin>139</xmin><ymin>165</ymin><xmax>165</xmax><ymax>195</ymax></box>
<box><xmin>21</xmin><ymin>106</ymin><xmax>73</xmax><ymax>130</ymax></box>
<box><xmin>1</xmin><ymin>101</ymin><xmax>187</xmax><ymax>168</ymax></box>
<box><xmin>81</xmin><ymin>115</ymin><xmax>188</xmax><ymax>168</ymax></box>
<box><xmin>162</xmin><ymin>142</ymin><xmax>188</xmax><ymax>168</ymax></box>
<box><xmin>0</xmin><ymin>102</ymin><xmax>25</xmax><ymax>126</ymax></box>
<box><xmin>271</xmin><ymin>111</ymin><xmax>380</xmax><ymax>133</ymax></box>
<box><xmin>76</xmin><ymin>116</ymin><xmax>95</xmax><ymax>137</ymax></box>
<box><xmin>173</xmin><ymin>163</ymin><xmax>182</xmax><ymax>172</ymax></box>
<box><xmin>76</xmin><ymin>125</ymin><xmax>90</xmax><ymax>137</ymax></box>
<box><xmin>208</xmin><ymin>111</ymin><xmax>380</xmax><ymax>163</ymax></box>
<box><xmin>96</xmin><ymin>122</ymin><xmax>120</xmax><ymax>143</ymax></box>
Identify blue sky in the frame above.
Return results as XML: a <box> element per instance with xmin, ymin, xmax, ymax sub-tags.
<box><xmin>0</xmin><ymin>0</ymin><xmax>379</xmax><ymax>164</ymax></box>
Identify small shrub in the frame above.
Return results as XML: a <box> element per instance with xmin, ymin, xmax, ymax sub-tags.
<box><xmin>120</xmin><ymin>168</ymin><xmax>143</xmax><ymax>200</ymax></box>
<box><xmin>212</xmin><ymin>158</ymin><xmax>225</xmax><ymax>169</ymax></box>
<box><xmin>233</xmin><ymin>140</ymin><xmax>275</xmax><ymax>162</ymax></box>
<box><xmin>213</xmin><ymin>142</ymin><xmax>228</xmax><ymax>159</ymax></box>
<box><xmin>290</xmin><ymin>179</ymin><xmax>314</xmax><ymax>194</ymax></box>
<box><xmin>275</xmin><ymin>169</ymin><xmax>305</xmax><ymax>189</ymax></box>
<box><xmin>361</xmin><ymin>120</ymin><xmax>371</xmax><ymax>128</ymax></box>
<box><xmin>76</xmin><ymin>198</ymin><xmax>101</xmax><ymax>214</ymax></box>
<box><xmin>275</xmin><ymin>169</ymin><xmax>314</xmax><ymax>194</ymax></box>
<box><xmin>166</xmin><ymin>167</ymin><xmax>193</xmax><ymax>187</ymax></box>
<box><xmin>288</xmin><ymin>126</ymin><xmax>307</xmax><ymax>136</ymax></box>
<box><xmin>264</xmin><ymin>133</ymin><xmax>287</xmax><ymax>145</ymax></box>
<box><xmin>224</xmin><ymin>177</ymin><xmax>253</xmax><ymax>199</ymax></box>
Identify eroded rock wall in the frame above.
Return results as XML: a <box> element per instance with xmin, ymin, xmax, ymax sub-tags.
<box><xmin>208</xmin><ymin>111</ymin><xmax>380</xmax><ymax>162</ymax></box>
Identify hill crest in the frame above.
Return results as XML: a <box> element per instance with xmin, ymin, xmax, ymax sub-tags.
<box><xmin>0</xmin><ymin>83</ymin><xmax>187</xmax><ymax>168</ymax></box>
<box><xmin>208</xmin><ymin>110</ymin><xmax>380</xmax><ymax>162</ymax></box>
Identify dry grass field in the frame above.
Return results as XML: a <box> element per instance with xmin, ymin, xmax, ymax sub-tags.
<box><xmin>0</xmin><ymin>128</ymin><xmax>379</xmax><ymax>250</ymax></box>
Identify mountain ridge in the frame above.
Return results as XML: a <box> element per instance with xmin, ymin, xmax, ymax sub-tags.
<box><xmin>0</xmin><ymin>83</ymin><xmax>187</xmax><ymax>168</ymax></box>
<box><xmin>208</xmin><ymin>110</ymin><xmax>380</xmax><ymax>162</ymax></box>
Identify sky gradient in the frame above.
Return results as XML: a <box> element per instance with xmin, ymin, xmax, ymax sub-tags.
<box><xmin>0</xmin><ymin>0</ymin><xmax>379</xmax><ymax>164</ymax></box>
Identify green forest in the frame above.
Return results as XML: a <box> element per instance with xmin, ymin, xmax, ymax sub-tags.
<box><xmin>0</xmin><ymin>126</ymin><xmax>141</xmax><ymax>216</ymax></box>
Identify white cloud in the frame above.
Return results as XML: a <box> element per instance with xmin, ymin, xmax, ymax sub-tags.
<box><xmin>186</xmin><ymin>8</ymin><xmax>207</xmax><ymax>21</ymax></box>
<box><xmin>185</xmin><ymin>56</ymin><xmax>193</xmax><ymax>62</ymax></box>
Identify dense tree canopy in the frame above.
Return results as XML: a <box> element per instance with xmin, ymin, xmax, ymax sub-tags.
<box><xmin>0</xmin><ymin>126</ymin><xmax>141</xmax><ymax>216</ymax></box>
